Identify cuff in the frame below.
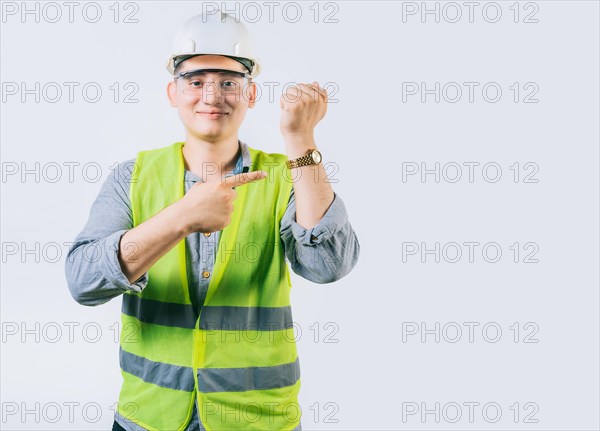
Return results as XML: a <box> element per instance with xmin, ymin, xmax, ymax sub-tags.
<box><xmin>290</xmin><ymin>192</ymin><xmax>348</xmax><ymax>246</ymax></box>
<box><xmin>102</xmin><ymin>229</ymin><xmax>148</xmax><ymax>293</ymax></box>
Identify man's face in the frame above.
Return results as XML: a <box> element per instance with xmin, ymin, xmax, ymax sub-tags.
<box><xmin>167</xmin><ymin>55</ymin><xmax>256</xmax><ymax>142</ymax></box>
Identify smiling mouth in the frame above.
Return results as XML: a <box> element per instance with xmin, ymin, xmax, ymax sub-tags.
<box><xmin>197</xmin><ymin>111</ymin><xmax>228</xmax><ymax>115</ymax></box>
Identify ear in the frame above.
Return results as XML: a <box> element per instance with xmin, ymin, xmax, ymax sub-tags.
<box><xmin>167</xmin><ymin>81</ymin><xmax>177</xmax><ymax>107</ymax></box>
<box><xmin>246</xmin><ymin>82</ymin><xmax>257</xmax><ymax>109</ymax></box>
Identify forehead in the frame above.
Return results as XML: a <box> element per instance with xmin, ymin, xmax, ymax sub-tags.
<box><xmin>179</xmin><ymin>55</ymin><xmax>246</xmax><ymax>73</ymax></box>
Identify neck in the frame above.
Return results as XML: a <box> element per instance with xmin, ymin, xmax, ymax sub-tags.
<box><xmin>182</xmin><ymin>133</ymin><xmax>240</xmax><ymax>182</ymax></box>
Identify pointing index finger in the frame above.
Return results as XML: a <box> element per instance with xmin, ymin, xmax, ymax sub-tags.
<box><xmin>223</xmin><ymin>170</ymin><xmax>268</xmax><ymax>188</ymax></box>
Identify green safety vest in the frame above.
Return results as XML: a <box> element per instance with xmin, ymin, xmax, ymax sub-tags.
<box><xmin>116</xmin><ymin>142</ymin><xmax>300</xmax><ymax>431</ymax></box>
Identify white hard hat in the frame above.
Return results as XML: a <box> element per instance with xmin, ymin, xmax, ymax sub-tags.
<box><xmin>166</xmin><ymin>10</ymin><xmax>262</xmax><ymax>78</ymax></box>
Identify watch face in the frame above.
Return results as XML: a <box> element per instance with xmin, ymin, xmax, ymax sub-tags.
<box><xmin>312</xmin><ymin>150</ymin><xmax>322</xmax><ymax>164</ymax></box>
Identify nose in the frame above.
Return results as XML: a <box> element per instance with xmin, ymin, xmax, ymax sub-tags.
<box><xmin>201</xmin><ymin>82</ymin><xmax>224</xmax><ymax>104</ymax></box>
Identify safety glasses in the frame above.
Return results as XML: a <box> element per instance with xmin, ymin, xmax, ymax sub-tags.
<box><xmin>174</xmin><ymin>68</ymin><xmax>251</xmax><ymax>96</ymax></box>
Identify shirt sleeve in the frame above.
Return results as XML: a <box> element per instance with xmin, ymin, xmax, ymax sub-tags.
<box><xmin>280</xmin><ymin>188</ymin><xmax>360</xmax><ymax>284</ymax></box>
<box><xmin>64</xmin><ymin>159</ymin><xmax>149</xmax><ymax>306</ymax></box>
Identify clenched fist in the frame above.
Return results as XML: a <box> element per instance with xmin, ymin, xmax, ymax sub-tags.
<box><xmin>280</xmin><ymin>82</ymin><xmax>328</xmax><ymax>137</ymax></box>
<box><xmin>176</xmin><ymin>170</ymin><xmax>268</xmax><ymax>234</ymax></box>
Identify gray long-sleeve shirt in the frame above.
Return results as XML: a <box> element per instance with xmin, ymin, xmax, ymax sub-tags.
<box><xmin>64</xmin><ymin>140</ymin><xmax>360</xmax><ymax>431</ymax></box>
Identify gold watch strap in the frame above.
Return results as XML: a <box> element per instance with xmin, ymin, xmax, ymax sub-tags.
<box><xmin>286</xmin><ymin>150</ymin><xmax>318</xmax><ymax>169</ymax></box>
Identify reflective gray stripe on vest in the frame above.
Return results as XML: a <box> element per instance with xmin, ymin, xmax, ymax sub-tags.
<box><xmin>199</xmin><ymin>305</ymin><xmax>293</xmax><ymax>331</ymax></box>
<box><xmin>122</xmin><ymin>294</ymin><xmax>198</xmax><ymax>329</ymax></box>
<box><xmin>120</xmin><ymin>347</ymin><xmax>195</xmax><ymax>392</ymax></box>
<box><xmin>197</xmin><ymin>357</ymin><xmax>300</xmax><ymax>393</ymax></box>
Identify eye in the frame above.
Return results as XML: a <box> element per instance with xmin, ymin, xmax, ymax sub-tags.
<box><xmin>190</xmin><ymin>80</ymin><xmax>203</xmax><ymax>87</ymax></box>
<box><xmin>222</xmin><ymin>80</ymin><xmax>237</xmax><ymax>88</ymax></box>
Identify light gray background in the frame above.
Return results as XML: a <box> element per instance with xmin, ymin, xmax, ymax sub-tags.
<box><xmin>1</xmin><ymin>1</ymin><xmax>599</xmax><ymax>429</ymax></box>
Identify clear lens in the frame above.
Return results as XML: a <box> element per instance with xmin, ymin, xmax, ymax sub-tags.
<box><xmin>176</xmin><ymin>69</ymin><xmax>249</xmax><ymax>97</ymax></box>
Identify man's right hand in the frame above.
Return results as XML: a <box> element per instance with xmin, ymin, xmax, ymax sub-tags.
<box><xmin>176</xmin><ymin>170</ymin><xmax>269</xmax><ymax>234</ymax></box>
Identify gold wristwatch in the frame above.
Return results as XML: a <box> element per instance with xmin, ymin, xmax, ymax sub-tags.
<box><xmin>286</xmin><ymin>149</ymin><xmax>322</xmax><ymax>169</ymax></box>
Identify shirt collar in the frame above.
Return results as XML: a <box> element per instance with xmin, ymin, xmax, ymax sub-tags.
<box><xmin>234</xmin><ymin>140</ymin><xmax>252</xmax><ymax>174</ymax></box>
<box><xmin>184</xmin><ymin>140</ymin><xmax>252</xmax><ymax>182</ymax></box>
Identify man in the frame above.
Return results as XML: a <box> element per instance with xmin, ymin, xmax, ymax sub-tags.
<box><xmin>65</xmin><ymin>10</ymin><xmax>359</xmax><ymax>431</ymax></box>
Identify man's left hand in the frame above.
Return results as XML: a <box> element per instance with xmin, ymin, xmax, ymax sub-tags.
<box><xmin>280</xmin><ymin>82</ymin><xmax>328</xmax><ymax>139</ymax></box>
